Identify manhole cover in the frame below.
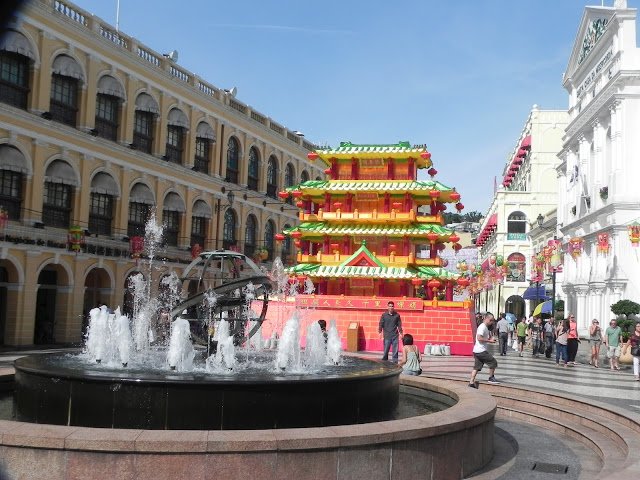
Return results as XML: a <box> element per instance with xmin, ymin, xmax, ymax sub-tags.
<box><xmin>532</xmin><ymin>462</ymin><xmax>569</xmax><ymax>474</ymax></box>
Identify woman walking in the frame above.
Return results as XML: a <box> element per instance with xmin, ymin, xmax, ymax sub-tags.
<box><xmin>567</xmin><ymin>314</ymin><xmax>579</xmax><ymax>366</ymax></box>
<box><xmin>627</xmin><ymin>322</ymin><xmax>640</xmax><ymax>381</ymax></box>
<box><xmin>555</xmin><ymin>319</ymin><xmax>569</xmax><ymax>367</ymax></box>
<box><xmin>589</xmin><ymin>319</ymin><xmax>603</xmax><ymax>368</ymax></box>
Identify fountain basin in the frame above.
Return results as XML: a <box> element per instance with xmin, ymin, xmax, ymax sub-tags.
<box><xmin>0</xmin><ymin>376</ymin><xmax>495</xmax><ymax>479</ymax></box>
<box><xmin>14</xmin><ymin>352</ymin><xmax>401</xmax><ymax>430</ymax></box>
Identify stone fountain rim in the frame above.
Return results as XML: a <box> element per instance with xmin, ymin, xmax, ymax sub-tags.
<box><xmin>0</xmin><ymin>376</ymin><xmax>496</xmax><ymax>453</ymax></box>
<box><xmin>13</xmin><ymin>351</ymin><xmax>402</xmax><ymax>385</ymax></box>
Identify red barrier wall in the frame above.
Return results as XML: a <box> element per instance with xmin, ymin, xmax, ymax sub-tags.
<box><xmin>259</xmin><ymin>295</ymin><xmax>475</xmax><ymax>356</ymax></box>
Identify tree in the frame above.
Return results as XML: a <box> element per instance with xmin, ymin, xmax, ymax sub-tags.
<box><xmin>462</xmin><ymin>211</ymin><xmax>483</xmax><ymax>223</ymax></box>
<box><xmin>443</xmin><ymin>212</ymin><xmax>462</xmax><ymax>224</ymax></box>
<box><xmin>610</xmin><ymin>299</ymin><xmax>640</xmax><ymax>340</ymax></box>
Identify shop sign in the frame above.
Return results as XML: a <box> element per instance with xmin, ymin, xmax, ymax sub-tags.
<box><xmin>295</xmin><ymin>295</ymin><xmax>424</xmax><ymax>311</ymax></box>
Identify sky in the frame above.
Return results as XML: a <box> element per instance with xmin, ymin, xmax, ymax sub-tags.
<box><xmin>59</xmin><ymin>0</ymin><xmax>633</xmax><ymax>214</ymax></box>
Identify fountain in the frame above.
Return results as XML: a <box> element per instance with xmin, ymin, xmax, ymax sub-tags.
<box><xmin>12</xmin><ymin>214</ymin><xmax>401</xmax><ymax>430</ymax></box>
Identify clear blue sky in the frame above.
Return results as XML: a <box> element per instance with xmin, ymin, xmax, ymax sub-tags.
<box><xmin>67</xmin><ymin>0</ymin><xmax>630</xmax><ymax>214</ymax></box>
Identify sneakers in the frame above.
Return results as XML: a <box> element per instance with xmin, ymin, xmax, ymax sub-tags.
<box><xmin>468</xmin><ymin>383</ymin><xmax>478</xmax><ymax>389</ymax></box>
<box><xmin>487</xmin><ymin>376</ymin><xmax>501</xmax><ymax>385</ymax></box>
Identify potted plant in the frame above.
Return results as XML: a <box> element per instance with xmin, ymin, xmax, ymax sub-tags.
<box><xmin>599</xmin><ymin>186</ymin><xmax>608</xmax><ymax>201</ymax></box>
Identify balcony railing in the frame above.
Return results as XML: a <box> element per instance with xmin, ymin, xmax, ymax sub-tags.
<box><xmin>296</xmin><ymin>251</ymin><xmax>444</xmax><ymax>268</ymax></box>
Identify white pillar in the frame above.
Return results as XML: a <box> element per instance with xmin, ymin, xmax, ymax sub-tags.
<box><xmin>575</xmin><ymin>285</ymin><xmax>589</xmax><ymax>335</ymax></box>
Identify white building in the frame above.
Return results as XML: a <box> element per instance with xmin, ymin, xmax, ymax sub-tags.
<box><xmin>477</xmin><ymin>107</ymin><xmax>568</xmax><ymax>318</ymax></box>
<box><xmin>558</xmin><ymin>0</ymin><xmax>640</xmax><ymax>335</ymax></box>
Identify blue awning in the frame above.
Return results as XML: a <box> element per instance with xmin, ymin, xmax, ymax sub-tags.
<box><xmin>522</xmin><ymin>285</ymin><xmax>550</xmax><ymax>300</ymax></box>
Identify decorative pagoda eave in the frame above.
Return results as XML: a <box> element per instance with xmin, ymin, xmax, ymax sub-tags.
<box><xmin>284</xmin><ymin>180</ymin><xmax>458</xmax><ymax>202</ymax></box>
<box><xmin>284</xmin><ymin>222</ymin><xmax>454</xmax><ymax>239</ymax></box>
<box><xmin>307</xmin><ymin>141</ymin><xmax>432</xmax><ymax>168</ymax></box>
<box><xmin>286</xmin><ymin>264</ymin><xmax>458</xmax><ymax>281</ymax></box>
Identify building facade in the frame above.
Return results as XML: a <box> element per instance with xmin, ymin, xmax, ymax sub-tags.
<box><xmin>476</xmin><ymin>107</ymin><xmax>568</xmax><ymax>318</ymax></box>
<box><xmin>0</xmin><ymin>0</ymin><xmax>323</xmax><ymax>345</ymax></box>
<box><xmin>558</xmin><ymin>0</ymin><xmax>640</xmax><ymax>335</ymax></box>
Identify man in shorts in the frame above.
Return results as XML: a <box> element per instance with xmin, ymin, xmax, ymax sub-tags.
<box><xmin>469</xmin><ymin>312</ymin><xmax>501</xmax><ymax>387</ymax></box>
<box><xmin>516</xmin><ymin>318</ymin><xmax>528</xmax><ymax>357</ymax></box>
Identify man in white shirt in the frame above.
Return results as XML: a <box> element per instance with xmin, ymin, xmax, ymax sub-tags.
<box><xmin>495</xmin><ymin>314</ymin><xmax>510</xmax><ymax>356</ymax></box>
<box><xmin>469</xmin><ymin>312</ymin><xmax>501</xmax><ymax>387</ymax></box>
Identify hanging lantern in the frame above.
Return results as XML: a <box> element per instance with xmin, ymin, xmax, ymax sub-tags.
<box><xmin>597</xmin><ymin>233</ymin><xmax>610</xmax><ymax>254</ymax></box>
<box><xmin>438</xmin><ymin>203</ymin><xmax>447</xmax><ymax>212</ymax></box>
<box><xmin>449</xmin><ymin>233</ymin><xmax>460</xmax><ymax>243</ymax></box>
<box><xmin>495</xmin><ymin>255</ymin><xmax>504</xmax><ymax>267</ymax></box>
<box><xmin>67</xmin><ymin>225</ymin><xmax>85</xmax><ymax>254</ymax></box>
<box><xmin>130</xmin><ymin>236</ymin><xmax>144</xmax><ymax>263</ymax></box>
<box><xmin>628</xmin><ymin>223</ymin><xmax>640</xmax><ymax>247</ymax></box>
<box><xmin>290</xmin><ymin>230</ymin><xmax>303</xmax><ymax>239</ymax></box>
<box><xmin>452</xmin><ymin>243</ymin><xmax>462</xmax><ymax>253</ymax></box>
<box><xmin>420</xmin><ymin>151</ymin><xmax>432</xmax><ymax>161</ymax></box>
<box><xmin>427</xmin><ymin>279</ymin><xmax>441</xmax><ymax>292</ymax></box>
<box><xmin>429</xmin><ymin>190</ymin><xmax>440</xmax><ymax>201</ymax></box>
<box><xmin>191</xmin><ymin>243</ymin><xmax>203</xmax><ymax>259</ymax></box>
<box><xmin>449</xmin><ymin>192</ymin><xmax>461</xmax><ymax>202</ymax></box>
<box><xmin>437</xmin><ymin>243</ymin><xmax>446</xmax><ymax>251</ymax></box>
<box><xmin>0</xmin><ymin>208</ymin><xmax>8</xmax><ymax>233</ymax></box>
<box><xmin>455</xmin><ymin>202</ymin><xmax>464</xmax><ymax>212</ymax></box>
<box><xmin>278</xmin><ymin>191</ymin><xmax>290</xmax><ymax>199</ymax></box>
<box><xmin>307</xmin><ymin>152</ymin><xmax>319</xmax><ymax>161</ymax></box>
<box><xmin>411</xmin><ymin>278</ymin><xmax>423</xmax><ymax>287</ymax></box>
<box><xmin>392</xmin><ymin>202</ymin><xmax>403</xmax><ymax>210</ymax></box>
<box><xmin>294</xmin><ymin>239</ymin><xmax>301</xmax><ymax>248</ymax></box>
<box><xmin>457</xmin><ymin>277</ymin><xmax>470</xmax><ymax>288</ymax></box>
<box><xmin>291</xmin><ymin>190</ymin><xmax>303</xmax><ymax>198</ymax></box>
<box><xmin>427</xmin><ymin>167</ymin><xmax>438</xmax><ymax>177</ymax></box>
<box><xmin>295</xmin><ymin>200</ymin><xmax>304</xmax><ymax>208</ymax></box>
<box><xmin>324</xmin><ymin>168</ymin><xmax>332</xmax><ymax>175</ymax></box>
<box><xmin>568</xmin><ymin>237</ymin><xmax>583</xmax><ymax>259</ymax></box>
<box><xmin>275</xmin><ymin>233</ymin><xmax>286</xmax><ymax>242</ymax></box>
<box><xmin>426</xmin><ymin>232</ymin><xmax>439</xmax><ymax>243</ymax></box>
<box><xmin>333</xmin><ymin>201</ymin><xmax>343</xmax><ymax>210</ymax></box>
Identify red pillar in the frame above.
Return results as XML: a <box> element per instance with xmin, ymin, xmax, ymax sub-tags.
<box><xmin>445</xmin><ymin>282</ymin><xmax>454</xmax><ymax>301</ymax></box>
<box><xmin>324</xmin><ymin>193</ymin><xmax>331</xmax><ymax>211</ymax></box>
<box><xmin>384</xmin><ymin>193</ymin><xmax>390</xmax><ymax>213</ymax></box>
<box><xmin>387</xmin><ymin>159</ymin><xmax>394</xmax><ymax>180</ymax></box>
<box><xmin>323</xmin><ymin>236</ymin><xmax>330</xmax><ymax>254</ymax></box>
<box><xmin>408</xmin><ymin>158</ymin><xmax>415</xmax><ymax>179</ymax></box>
<box><xmin>430</xmin><ymin>242</ymin><xmax>437</xmax><ymax>259</ymax></box>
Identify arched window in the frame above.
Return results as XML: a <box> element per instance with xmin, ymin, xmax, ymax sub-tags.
<box><xmin>507</xmin><ymin>211</ymin><xmax>527</xmax><ymax>234</ymax></box>
<box><xmin>133</xmin><ymin>93</ymin><xmax>159</xmax><ymax>154</ymax></box>
<box><xmin>194</xmin><ymin>122</ymin><xmax>214</xmax><ymax>174</ymax></box>
<box><xmin>285</xmin><ymin>163</ymin><xmax>295</xmax><ymax>205</ymax></box>
<box><xmin>191</xmin><ymin>200</ymin><xmax>211</xmax><ymax>248</ymax></box>
<box><xmin>266</xmin><ymin>156</ymin><xmax>278</xmax><ymax>198</ymax></box>
<box><xmin>226</xmin><ymin>137</ymin><xmax>240</xmax><ymax>184</ymax></box>
<box><xmin>94</xmin><ymin>75</ymin><xmax>124</xmax><ymax>141</ymax></box>
<box><xmin>165</xmin><ymin>108</ymin><xmax>188</xmax><ymax>165</ymax></box>
<box><xmin>0</xmin><ymin>145</ymin><xmax>26</xmax><ymax>220</ymax></box>
<box><xmin>248</xmin><ymin>147</ymin><xmax>259</xmax><ymax>191</ymax></box>
<box><xmin>244</xmin><ymin>214</ymin><xmax>257</xmax><ymax>258</ymax></box>
<box><xmin>300</xmin><ymin>170</ymin><xmax>309</xmax><ymax>183</ymax></box>
<box><xmin>89</xmin><ymin>172</ymin><xmax>118</xmax><ymax>235</ymax></box>
<box><xmin>0</xmin><ymin>30</ymin><xmax>36</xmax><ymax>109</ymax></box>
<box><xmin>223</xmin><ymin>209</ymin><xmax>237</xmax><ymax>249</ymax></box>
<box><xmin>282</xmin><ymin>223</ymin><xmax>292</xmax><ymax>262</ymax></box>
<box><xmin>50</xmin><ymin>54</ymin><xmax>83</xmax><ymax>127</ymax></box>
<box><xmin>506</xmin><ymin>252</ymin><xmax>526</xmax><ymax>282</ymax></box>
<box><xmin>43</xmin><ymin>160</ymin><xmax>78</xmax><ymax>228</ymax></box>
<box><xmin>162</xmin><ymin>192</ymin><xmax>185</xmax><ymax>247</ymax></box>
<box><xmin>127</xmin><ymin>183</ymin><xmax>154</xmax><ymax>237</ymax></box>
<box><xmin>264</xmin><ymin>220</ymin><xmax>275</xmax><ymax>260</ymax></box>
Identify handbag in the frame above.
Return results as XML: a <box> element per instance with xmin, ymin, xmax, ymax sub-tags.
<box><xmin>631</xmin><ymin>346</ymin><xmax>640</xmax><ymax>357</ymax></box>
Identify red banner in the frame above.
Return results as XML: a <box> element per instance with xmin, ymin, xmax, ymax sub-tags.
<box><xmin>295</xmin><ymin>295</ymin><xmax>424</xmax><ymax>311</ymax></box>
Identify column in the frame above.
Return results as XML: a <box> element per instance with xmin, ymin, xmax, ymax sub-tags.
<box><xmin>574</xmin><ymin>285</ymin><xmax>589</xmax><ymax>335</ymax></box>
<box><xmin>609</xmin><ymin>101</ymin><xmax>623</xmax><ymax>199</ymax></box>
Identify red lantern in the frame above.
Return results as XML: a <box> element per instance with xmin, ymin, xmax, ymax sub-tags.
<box><xmin>427</xmin><ymin>279</ymin><xmax>441</xmax><ymax>291</ymax></box>
<box><xmin>628</xmin><ymin>223</ymin><xmax>640</xmax><ymax>247</ymax></box>
<box><xmin>0</xmin><ymin>208</ymin><xmax>8</xmax><ymax>233</ymax></box>
<box><xmin>292</xmin><ymin>190</ymin><xmax>303</xmax><ymax>198</ymax></box>
<box><xmin>333</xmin><ymin>202</ymin><xmax>343</xmax><ymax>209</ymax></box>
<box><xmin>449</xmin><ymin>192</ymin><xmax>461</xmax><ymax>202</ymax></box>
<box><xmin>597</xmin><ymin>233</ymin><xmax>610</xmax><ymax>254</ymax></box>
<box><xmin>411</xmin><ymin>278</ymin><xmax>423</xmax><ymax>286</ymax></box>
<box><xmin>426</xmin><ymin>232</ymin><xmax>439</xmax><ymax>243</ymax></box>
<box><xmin>429</xmin><ymin>190</ymin><xmax>440</xmax><ymax>200</ymax></box>
<box><xmin>324</xmin><ymin>168</ymin><xmax>332</xmax><ymax>175</ymax></box>
<box><xmin>455</xmin><ymin>203</ymin><xmax>464</xmax><ymax>212</ymax></box>
<box><xmin>457</xmin><ymin>277</ymin><xmax>470</xmax><ymax>288</ymax></box>
<box><xmin>191</xmin><ymin>243</ymin><xmax>203</xmax><ymax>259</ymax></box>
<box><xmin>129</xmin><ymin>236</ymin><xmax>144</xmax><ymax>263</ymax></box>
<box><xmin>452</xmin><ymin>243</ymin><xmax>462</xmax><ymax>252</ymax></box>
<box><xmin>275</xmin><ymin>233</ymin><xmax>286</xmax><ymax>242</ymax></box>
<box><xmin>420</xmin><ymin>151</ymin><xmax>432</xmax><ymax>161</ymax></box>
<box><xmin>307</xmin><ymin>152</ymin><xmax>319</xmax><ymax>161</ymax></box>
<box><xmin>437</xmin><ymin>243</ymin><xmax>446</xmax><ymax>251</ymax></box>
<box><xmin>449</xmin><ymin>233</ymin><xmax>460</xmax><ymax>243</ymax></box>
<box><xmin>290</xmin><ymin>230</ymin><xmax>303</xmax><ymax>239</ymax></box>
<box><xmin>278</xmin><ymin>191</ymin><xmax>290</xmax><ymax>199</ymax></box>
<box><xmin>392</xmin><ymin>202</ymin><xmax>403</xmax><ymax>210</ymax></box>
<box><xmin>438</xmin><ymin>203</ymin><xmax>447</xmax><ymax>212</ymax></box>
<box><xmin>427</xmin><ymin>167</ymin><xmax>438</xmax><ymax>177</ymax></box>
<box><xmin>294</xmin><ymin>240</ymin><xmax>301</xmax><ymax>248</ymax></box>
<box><xmin>67</xmin><ymin>225</ymin><xmax>85</xmax><ymax>254</ymax></box>
<box><xmin>296</xmin><ymin>200</ymin><xmax>304</xmax><ymax>208</ymax></box>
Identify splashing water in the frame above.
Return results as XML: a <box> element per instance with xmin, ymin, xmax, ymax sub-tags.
<box><xmin>305</xmin><ymin>321</ymin><xmax>326</xmax><ymax>369</ymax></box>
<box><xmin>326</xmin><ymin>320</ymin><xmax>342</xmax><ymax>365</ymax></box>
<box><xmin>167</xmin><ymin>316</ymin><xmax>195</xmax><ymax>371</ymax></box>
<box><xmin>276</xmin><ymin>312</ymin><xmax>300</xmax><ymax>371</ymax></box>
<box><xmin>208</xmin><ymin>319</ymin><xmax>235</xmax><ymax>372</ymax></box>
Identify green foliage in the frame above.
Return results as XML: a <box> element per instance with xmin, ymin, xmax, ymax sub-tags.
<box><xmin>463</xmin><ymin>211</ymin><xmax>483</xmax><ymax>223</ymax></box>
<box><xmin>610</xmin><ymin>299</ymin><xmax>640</xmax><ymax>317</ymax></box>
<box><xmin>554</xmin><ymin>299</ymin><xmax>564</xmax><ymax>313</ymax></box>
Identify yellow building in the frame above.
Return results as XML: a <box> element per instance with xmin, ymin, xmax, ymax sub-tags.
<box><xmin>0</xmin><ymin>0</ymin><xmax>323</xmax><ymax>345</ymax></box>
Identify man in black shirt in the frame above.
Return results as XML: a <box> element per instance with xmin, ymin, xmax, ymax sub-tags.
<box><xmin>379</xmin><ymin>301</ymin><xmax>403</xmax><ymax>362</ymax></box>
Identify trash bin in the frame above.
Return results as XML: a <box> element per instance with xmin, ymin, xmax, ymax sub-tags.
<box><xmin>346</xmin><ymin>322</ymin><xmax>359</xmax><ymax>352</ymax></box>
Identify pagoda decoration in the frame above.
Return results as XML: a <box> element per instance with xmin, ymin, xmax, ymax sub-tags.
<box><xmin>277</xmin><ymin>141</ymin><xmax>464</xmax><ymax>299</ymax></box>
